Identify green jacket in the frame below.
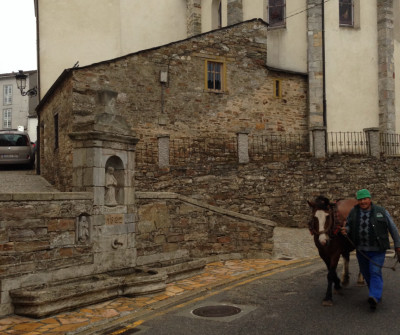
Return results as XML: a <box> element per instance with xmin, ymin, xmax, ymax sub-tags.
<box><xmin>347</xmin><ymin>204</ymin><xmax>390</xmax><ymax>251</ymax></box>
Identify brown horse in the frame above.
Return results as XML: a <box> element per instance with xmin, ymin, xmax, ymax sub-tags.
<box><xmin>308</xmin><ymin>196</ymin><xmax>363</xmax><ymax>306</ymax></box>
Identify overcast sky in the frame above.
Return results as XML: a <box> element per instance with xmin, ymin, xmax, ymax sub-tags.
<box><xmin>0</xmin><ymin>0</ymin><xmax>37</xmax><ymax>74</ymax></box>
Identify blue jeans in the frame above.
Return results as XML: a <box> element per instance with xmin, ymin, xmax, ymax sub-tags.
<box><xmin>356</xmin><ymin>250</ymin><xmax>386</xmax><ymax>302</ymax></box>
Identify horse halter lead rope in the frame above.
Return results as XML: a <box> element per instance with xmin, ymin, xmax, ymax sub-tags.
<box><xmin>342</xmin><ymin>233</ymin><xmax>398</xmax><ymax>271</ymax></box>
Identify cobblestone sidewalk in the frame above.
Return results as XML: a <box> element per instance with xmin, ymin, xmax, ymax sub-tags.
<box><xmin>0</xmin><ymin>170</ymin><xmax>58</xmax><ymax>193</ymax></box>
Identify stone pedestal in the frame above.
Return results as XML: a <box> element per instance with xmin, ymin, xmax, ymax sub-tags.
<box><xmin>310</xmin><ymin>126</ymin><xmax>326</xmax><ymax>158</ymax></box>
<box><xmin>364</xmin><ymin>127</ymin><xmax>380</xmax><ymax>158</ymax></box>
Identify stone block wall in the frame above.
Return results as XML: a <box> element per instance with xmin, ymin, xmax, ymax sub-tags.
<box><xmin>135</xmin><ymin>192</ymin><xmax>275</xmax><ymax>265</ymax></box>
<box><xmin>0</xmin><ymin>193</ymin><xmax>92</xmax><ymax>316</ymax></box>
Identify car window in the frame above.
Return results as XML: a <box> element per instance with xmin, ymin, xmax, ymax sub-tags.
<box><xmin>0</xmin><ymin>134</ymin><xmax>29</xmax><ymax>147</ymax></box>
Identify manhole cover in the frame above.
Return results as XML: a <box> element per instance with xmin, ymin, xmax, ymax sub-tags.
<box><xmin>192</xmin><ymin>305</ymin><xmax>241</xmax><ymax>318</ymax></box>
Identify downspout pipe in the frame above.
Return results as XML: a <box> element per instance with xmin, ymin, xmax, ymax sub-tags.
<box><xmin>322</xmin><ymin>0</ymin><xmax>327</xmax><ymax>128</ymax></box>
<box><xmin>322</xmin><ymin>0</ymin><xmax>327</xmax><ymax>153</ymax></box>
<box><xmin>34</xmin><ymin>0</ymin><xmax>41</xmax><ymax>175</ymax></box>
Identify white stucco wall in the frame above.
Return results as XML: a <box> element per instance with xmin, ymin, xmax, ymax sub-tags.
<box><xmin>38</xmin><ymin>0</ymin><xmax>122</xmax><ymax>97</ymax></box>
<box><xmin>120</xmin><ymin>0</ymin><xmax>187</xmax><ymax>55</ymax></box>
<box><xmin>243</xmin><ymin>0</ymin><xmax>266</xmax><ymax>21</ymax></box>
<box><xmin>325</xmin><ymin>0</ymin><xmax>379</xmax><ymax>132</ymax></box>
<box><xmin>38</xmin><ymin>0</ymin><xmax>189</xmax><ymax>97</ymax></box>
<box><xmin>266</xmin><ymin>1</ymin><xmax>307</xmax><ymax>73</ymax></box>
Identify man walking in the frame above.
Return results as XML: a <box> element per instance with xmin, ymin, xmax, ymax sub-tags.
<box><xmin>342</xmin><ymin>189</ymin><xmax>400</xmax><ymax>310</ymax></box>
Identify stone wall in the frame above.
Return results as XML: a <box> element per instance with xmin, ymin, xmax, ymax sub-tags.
<box><xmin>40</xmin><ymin>74</ymin><xmax>74</xmax><ymax>191</ymax></box>
<box><xmin>135</xmin><ymin>154</ymin><xmax>400</xmax><ymax>229</ymax></box>
<box><xmin>0</xmin><ymin>193</ymin><xmax>92</xmax><ymax>316</ymax></box>
<box><xmin>135</xmin><ymin>192</ymin><xmax>275</xmax><ymax>266</ymax></box>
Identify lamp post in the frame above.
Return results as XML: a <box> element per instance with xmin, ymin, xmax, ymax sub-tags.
<box><xmin>15</xmin><ymin>70</ymin><xmax>37</xmax><ymax>97</ymax></box>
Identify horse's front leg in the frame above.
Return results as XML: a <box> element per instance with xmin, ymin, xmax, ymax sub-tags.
<box><xmin>323</xmin><ymin>269</ymin><xmax>335</xmax><ymax>306</ymax></box>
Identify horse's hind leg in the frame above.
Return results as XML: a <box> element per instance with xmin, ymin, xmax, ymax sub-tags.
<box><xmin>341</xmin><ymin>252</ymin><xmax>350</xmax><ymax>287</ymax></box>
<box><xmin>357</xmin><ymin>272</ymin><xmax>366</xmax><ymax>286</ymax></box>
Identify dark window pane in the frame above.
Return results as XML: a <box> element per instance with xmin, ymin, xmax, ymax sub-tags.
<box><xmin>207</xmin><ymin>61</ymin><xmax>223</xmax><ymax>90</ymax></box>
<box><xmin>269</xmin><ymin>0</ymin><xmax>285</xmax><ymax>27</ymax></box>
<box><xmin>339</xmin><ymin>0</ymin><xmax>353</xmax><ymax>26</ymax></box>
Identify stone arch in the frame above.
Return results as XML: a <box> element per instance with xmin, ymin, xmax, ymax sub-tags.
<box><xmin>105</xmin><ymin>156</ymin><xmax>124</xmax><ymax>206</ymax></box>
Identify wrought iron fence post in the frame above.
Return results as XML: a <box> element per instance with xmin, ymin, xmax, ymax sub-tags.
<box><xmin>158</xmin><ymin>134</ymin><xmax>170</xmax><ymax>168</ymax></box>
<box><xmin>310</xmin><ymin>126</ymin><xmax>326</xmax><ymax>158</ymax></box>
<box><xmin>237</xmin><ymin>131</ymin><xmax>249</xmax><ymax>164</ymax></box>
<box><xmin>363</xmin><ymin>128</ymin><xmax>380</xmax><ymax>158</ymax></box>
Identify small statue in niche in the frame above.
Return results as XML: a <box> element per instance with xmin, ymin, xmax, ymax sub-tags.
<box><xmin>77</xmin><ymin>215</ymin><xmax>90</xmax><ymax>243</ymax></box>
<box><xmin>105</xmin><ymin>166</ymin><xmax>118</xmax><ymax>206</ymax></box>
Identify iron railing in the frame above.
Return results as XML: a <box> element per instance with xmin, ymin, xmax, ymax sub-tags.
<box><xmin>327</xmin><ymin>132</ymin><xmax>368</xmax><ymax>155</ymax></box>
<box><xmin>380</xmin><ymin>133</ymin><xmax>400</xmax><ymax>156</ymax></box>
<box><xmin>136</xmin><ymin>136</ymin><xmax>238</xmax><ymax>166</ymax></box>
<box><xmin>136</xmin><ymin>134</ymin><xmax>310</xmax><ymax>167</ymax></box>
<box><xmin>249</xmin><ymin>134</ymin><xmax>309</xmax><ymax>159</ymax></box>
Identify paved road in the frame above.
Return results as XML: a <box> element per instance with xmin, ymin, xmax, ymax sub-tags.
<box><xmin>0</xmin><ymin>166</ymin><xmax>58</xmax><ymax>192</ymax></box>
<box><xmin>111</xmin><ymin>255</ymin><xmax>400</xmax><ymax>335</ymax></box>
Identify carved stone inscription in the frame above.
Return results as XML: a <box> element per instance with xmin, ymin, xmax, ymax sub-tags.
<box><xmin>106</xmin><ymin>214</ymin><xmax>124</xmax><ymax>225</ymax></box>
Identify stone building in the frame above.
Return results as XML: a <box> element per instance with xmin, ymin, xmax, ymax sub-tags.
<box><xmin>35</xmin><ymin>0</ymin><xmax>400</xmax><ymax>134</ymax></box>
<box><xmin>37</xmin><ymin>19</ymin><xmax>308</xmax><ymax>191</ymax></box>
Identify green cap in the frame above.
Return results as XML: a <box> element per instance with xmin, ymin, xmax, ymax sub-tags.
<box><xmin>356</xmin><ymin>189</ymin><xmax>371</xmax><ymax>200</ymax></box>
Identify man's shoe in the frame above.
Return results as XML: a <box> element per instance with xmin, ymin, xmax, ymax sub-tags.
<box><xmin>368</xmin><ymin>297</ymin><xmax>378</xmax><ymax>310</ymax></box>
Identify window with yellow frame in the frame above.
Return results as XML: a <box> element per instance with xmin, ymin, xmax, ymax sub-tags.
<box><xmin>273</xmin><ymin>79</ymin><xmax>282</xmax><ymax>98</ymax></box>
<box><xmin>205</xmin><ymin>60</ymin><xmax>226</xmax><ymax>92</ymax></box>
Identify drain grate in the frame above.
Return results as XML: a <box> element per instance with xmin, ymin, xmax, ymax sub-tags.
<box><xmin>192</xmin><ymin>305</ymin><xmax>241</xmax><ymax>318</ymax></box>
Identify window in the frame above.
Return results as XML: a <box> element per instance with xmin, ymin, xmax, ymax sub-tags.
<box><xmin>54</xmin><ymin>113</ymin><xmax>59</xmax><ymax>149</ymax></box>
<box><xmin>205</xmin><ymin>60</ymin><xmax>225</xmax><ymax>92</ymax></box>
<box><xmin>273</xmin><ymin>79</ymin><xmax>282</xmax><ymax>98</ymax></box>
<box><xmin>268</xmin><ymin>0</ymin><xmax>285</xmax><ymax>28</ymax></box>
<box><xmin>339</xmin><ymin>0</ymin><xmax>353</xmax><ymax>26</ymax></box>
<box><xmin>3</xmin><ymin>109</ymin><xmax>12</xmax><ymax>128</ymax></box>
<box><xmin>3</xmin><ymin>85</ymin><xmax>12</xmax><ymax>105</ymax></box>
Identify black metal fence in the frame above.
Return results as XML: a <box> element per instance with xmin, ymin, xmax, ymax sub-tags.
<box><xmin>136</xmin><ymin>137</ymin><xmax>238</xmax><ymax>166</ymax></box>
<box><xmin>169</xmin><ymin>137</ymin><xmax>238</xmax><ymax>164</ymax></box>
<box><xmin>248</xmin><ymin>134</ymin><xmax>309</xmax><ymax>160</ymax></box>
<box><xmin>135</xmin><ymin>131</ymin><xmax>400</xmax><ymax>167</ymax></box>
<box><xmin>136</xmin><ymin>133</ymin><xmax>310</xmax><ymax>167</ymax></box>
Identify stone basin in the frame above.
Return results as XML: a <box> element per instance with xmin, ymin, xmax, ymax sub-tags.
<box><xmin>10</xmin><ymin>267</ymin><xmax>166</xmax><ymax>318</ymax></box>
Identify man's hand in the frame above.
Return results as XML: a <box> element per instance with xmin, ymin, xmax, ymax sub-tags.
<box><xmin>341</xmin><ymin>227</ymin><xmax>347</xmax><ymax>236</ymax></box>
<box><xmin>396</xmin><ymin>248</ymin><xmax>400</xmax><ymax>263</ymax></box>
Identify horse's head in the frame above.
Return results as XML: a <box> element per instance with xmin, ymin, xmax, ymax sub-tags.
<box><xmin>308</xmin><ymin>196</ymin><xmax>333</xmax><ymax>246</ymax></box>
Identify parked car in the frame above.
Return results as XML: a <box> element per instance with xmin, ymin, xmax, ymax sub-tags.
<box><xmin>0</xmin><ymin>130</ymin><xmax>35</xmax><ymax>169</ymax></box>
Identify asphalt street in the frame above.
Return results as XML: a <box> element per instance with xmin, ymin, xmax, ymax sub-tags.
<box><xmin>109</xmin><ymin>254</ymin><xmax>400</xmax><ymax>335</ymax></box>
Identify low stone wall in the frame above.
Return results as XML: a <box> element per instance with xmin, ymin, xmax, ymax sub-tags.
<box><xmin>0</xmin><ymin>192</ymin><xmax>93</xmax><ymax>316</ymax></box>
<box><xmin>135</xmin><ymin>192</ymin><xmax>275</xmax><ymax>265</ymax></box>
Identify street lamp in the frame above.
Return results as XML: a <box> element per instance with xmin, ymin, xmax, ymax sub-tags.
<box><xmin>15</xmin><ymin>70</ymin><xmax>37</xmax><ymax>97</ymax></box>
